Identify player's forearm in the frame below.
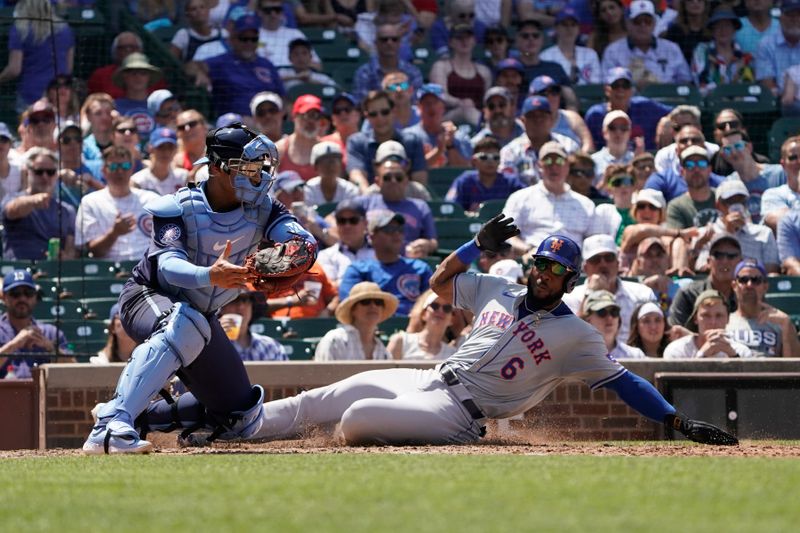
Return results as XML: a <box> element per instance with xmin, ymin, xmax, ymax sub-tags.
<box><xmin>3</xmin><ymin>196</ymin><xmax>40</xmax><ymax>220</ymax></box>
<box><xmin>159</xmin><ymin>252</ymin><xmax>212</xmax><ymax>288</ymax></box>
<box><xmin>430</xmin><ymin>239</ymin><xmax>476</xmax><ymax>302</ymax></box>
<box><xmin>603</xmin><ymin>371</ymin><xmax>675</xmax><ymax>423</ymax></box>
<box><xmin>86</xmin><ymin>229</ymin><xmax>120</xmax><ymax>258</ymax></box>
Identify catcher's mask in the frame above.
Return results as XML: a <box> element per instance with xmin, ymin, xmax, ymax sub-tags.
<box><xmin>194</xmin><ymin>123</ymin><xmax>279</xmax><ymax>207</ymax></box>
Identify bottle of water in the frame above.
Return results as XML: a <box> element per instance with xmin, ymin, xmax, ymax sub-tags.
<box><xmin>6</xmin><ymin>363</ymin><xmax>17</xmax><ymax>380</ymax></box>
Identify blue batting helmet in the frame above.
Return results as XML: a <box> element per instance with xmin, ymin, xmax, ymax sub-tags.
<box><xmin>533</xmin><ymin>234</ymin><xmax>582</xmax><ymax>292</ymax></box>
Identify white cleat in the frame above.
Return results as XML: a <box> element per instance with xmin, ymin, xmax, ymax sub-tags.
<box><xmin>82</xmin><ymin>420</ymin><xmax>153</xmax><ymax>455</ymax></box>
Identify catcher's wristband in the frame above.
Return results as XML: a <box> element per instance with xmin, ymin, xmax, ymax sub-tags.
<box><xmin>455</xmin><ymin>239</ymin><xmax>481</xmax><ymax>265</ymax></box>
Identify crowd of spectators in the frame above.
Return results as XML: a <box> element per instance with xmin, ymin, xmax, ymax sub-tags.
<box><xmin>2</xmin><ymin>0</ymin><xmax>800</xmax><ymax>376</ymax></box>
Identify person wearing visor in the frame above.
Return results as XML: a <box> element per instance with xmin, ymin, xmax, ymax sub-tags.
<box><xmin>83</xmin><ymin>123</ymin><xmax>317</xmax><ymax>454</ymax></box>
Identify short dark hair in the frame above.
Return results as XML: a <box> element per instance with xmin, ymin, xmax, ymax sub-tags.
<box><xmin>473</xmin><ymin>136</ymin><xmax>501</xmax><ymax>153</ymax></box>
<box><xmin>516</xmin><ymin>19</ymin><xmax>542</xmax><ymax>32</ymax></box>
<box><xmin>568</xmin><ymin>151</ymin><xmax>594</xmax><ymax>169</ymax></box>
<box><xmin>361</xmin><ymin>90</ymin><xmax>394</xmax><ymax>113</ymax></box>
<box><xmin>289</xmin><ymin>38</ymin><xmax>311</xmax><ymax>53</ymax></box>
<box><xmin>721</xmin><ymin>129</ymin><xmax>751</xmax><ymax>143</ymax></box>
<box><xmin>102</xmin><ymin>145</ymin><xmax>133</xmax><ymax>162</ymax></box>
<box><xmin>781</xmin><ymin>135</ymin><xmax>800</xmax><ymax>158</ymax></box>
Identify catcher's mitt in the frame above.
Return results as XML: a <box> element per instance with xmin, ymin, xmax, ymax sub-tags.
<box><xmin>245</xmin><ymin>237</ymin><xmax>316</xmax><ymax>294</ymax></box>
<box><xmin>665</xmin><ymin>412</ymin><xmax>739</xmax><ymax>446</ymax></box>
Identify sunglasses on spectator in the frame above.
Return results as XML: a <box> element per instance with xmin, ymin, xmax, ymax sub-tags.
<box><xmin>333</xmin><ymin>105</ymin><xmax>354</xmax><ymax>115</ymax></box>
<box><xmin>474</xmin><ymin>152</ymin><xmax>500</xmax><ymax>162</ymax></box>
<box><xmin>357</xmin><ymin>298</ymin><xmax>385</xmax><ymax>307</ymax></box>
<box><xmin>610</xmin><ymin>81</ymin><xmax>632</xmax><ymax>90</ymax></box>
<box><xmin>28</xmin><ymin>116</ymin><xmax>54</xmax><ymax>126</ymax></box>
<box><xmin>737</xmin><ymin>275</ymin><xmax>764</xmax><ymax>285</ymax></box>
<box><xmin>608</xmin><ymin>124</ymin><xmax>630</xmax><ymax>133</ymax></box>
<box><xmin>682</xmin><ymin>159</ymin><xmax>709</xmax><ymax>169</ymax></box>
<box><xmin>787</xmin><ymin>154</ymin><xmax>800</xmax><ymax>162</ymax></box>
<box><xmin>541</xmin><ymin>156</ymin><xmax>565</xmax><ymax>167</ymax></box>
<box><xmin>635</xmin><ymin>202</ymin><xmax>659</xmax><ymax>211</ymax></box>
<box><xmin>31</xmin><ymin>167</ymin><xmax>57</xmax><ymax>177</ymax></box>
<box><xmin>587</xmin><ymin>253</ymin><xmax>617</xmax><ymax>265</ymax></box>
<box><xmin>336</xmin><ymin>216</ymin><xmax>362</xmax><ymax>225</ymax></box>
<box><xmin>428</xmin><ymin>302</ymin><xmax>453</xmax><ymax>313</ymax></box>
<box><xmin>378</xmin><ymin>36</ymin><xmax>401</xmax><ymax>43</ymax></box>
<box><xmin>722</xmin><ymin>141</ymin><xmax>746</xmax><ymax>155</ymax></box>
<box><xmin>7</xmin><ymin>288</ymin><xmax>37</xmax><ymax>298</ymax></box>
<box><xmin>237</xmin><ymin>36</ymin><xmax>259</xmax><ymax>43</ymax></box>
<box><xmin>381</xmin><ymin>172</ymin><xmax>406</xmax><ymax>183</ymax></box>
<box><xmin>716</xmin><ymin>120</ymin><xmax>741</xmax><ymax>130</ymax></box>
<box><xmin>711</xmin><ymin>250</ymin><xmax>740</xmax><ymax>260</ymax></box>
<box><xmin>260</xmin><ymin>5</ymin><xmax>283</xmax><ymax>13</ymax></box>
<box><xmin>116</xmin><ymin>127</ymin><xmax>137</xmax><ymax>135</ymax></box>
<box><xmin>533</xmin><ymin>257</ymin><xmax>570</xmax><ymax>276</ymax></box>
<box><xmin>300</xmin><ymin>110</ymin><xmax>322</xmax><ymax>120</ymax></box>
<box><xmin>609</xmin><ymin>175</ymin><xmax>634</xmax><ymax>187</ymax></box>
<box><xmin>366</xmin><ymin>108</ymin><xmax>392</xmax><ymax>118</ymax></box>
<box><xmin>156</xmin><ymin>104</ymin><xmax>182</xmax><ymax>117</ymax></box>
<box><xmin>107</xmin><ymin>161</ymin><xmax>133</xmax><ymax>172</ymax></box>
<box><xmin>593</xmin><ymin>307</ymin><xmax>620</xmax><ymax>318</ymax></box>
<box><xmin>177</xmin><ymin>120</ymin><xmax>201</xmax><ymax>131</ymax></box>
<box><xmin>518</xmin><ymin>32</ymin><xmax>542</xmax><ymax>39</ymax></box>
<box><xmin>569</xmin><ymin>168</ymin><xmax>593</xmax><ymax>178</ymax></box>
<box><xmin>256</xmin><ymin>106</ymin><xmax>281</xmax><ymax>117</ymax></box>
<box><xmin>387</xmin><ymin>81</ymin><xmax>410</xmax><ymax>92</ymax></box>
<box><xmin>486</xmin><ymin>101</ymin><xmax>507</xmax><ymax>111</ymax></box>
<box><xmin>677</xmin><ymin>136</ymin><xmax>703</xmax><ymax>145</ymax></box>
<box><xmin>60</xmin><ymin>134</ymin><xmax>82</xmax><ymax>144</ymax></box>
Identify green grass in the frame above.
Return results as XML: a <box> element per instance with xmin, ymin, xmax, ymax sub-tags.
<box><xmin>1</xmin><ymin>454</ymin><xmax>799</xmax><ymax>532</ymax></box>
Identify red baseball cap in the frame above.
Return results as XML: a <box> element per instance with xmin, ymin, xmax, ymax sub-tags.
<box><xmin>292</xmin><ymin>94</ymin><xmax>323</xmax><ymax>116</ymax></box>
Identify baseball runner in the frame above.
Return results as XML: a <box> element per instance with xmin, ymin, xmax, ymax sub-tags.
<box><xmin>83</xmin><ymin>123</ymin><xmax>317</xmax><ymax>454</ymax></box>
<box><xmin>238</xmin><ymin>216</ymin><xmax>737</xmax><ymax>446</ymax></box>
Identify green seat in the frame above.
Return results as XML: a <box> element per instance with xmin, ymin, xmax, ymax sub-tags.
<box><xmin>281</xmin><ymin>339</ymin><xmax>317</xmax><ymax>360</ymax></box>
<box><xmin>641</xmin><ymin>84</ymin><xmax>702</xmax><ymax>108</ymax></box>
<box><xmin>80</xmin><ymin>297</ymin><xmax>121</xmax><ymax>320</ymax></box>
<box><xmin>302</xmin><ymin>27</ymin><xmax>340</xmax><ymax>44</ymax></box>
<box><xmin>281</xmin><ymin>317</ymin><xmax>339</xmax><ymax>340</ymax></box>
<box><xmin>33</xmin><ymin>260</ymin><xmax>116</xmax><ymax>279</ymax></box>
<box><xmin>377</xmin><ymin>316</ymin><xmax>409</xmax><ymax>343</ymax></box>
<box><xmin>705</xmin><ymin>84</ymin><xmax>777</xmax><ymax>114</ymax></box>
<box><xmin>250</xmin><ymin>318</ymin><xmax>289</xmax><ymax>338</ymax></box>
<box><xmin>286</xmin><ymin>83</ymin><xmax>339</xmax><ymax>104</ymax></box>
<box><xmin>421</xmin><ymin>256</ymin><xmax>441</xmax><ymax>270</ymax></box>
<box><xmin>768</xmin><ymin>276</ymin><xmax>800</xmax><ymax>293</ymax></box>
<box><xmin>476</xmin><ymin>199</ymin><xmax>505</xmax><ymax>221</ymax></box>
<box><xmin>0</xmin><ymin>261</ymin><xmax>35</xmax><ymax>276</ymax></box>
<box><xmin>428</xmin><ymin>201</ymin><xmax>466</xmax><ymax>219</ymax></box>
<box><xmin>574</xmin><ymin>84</ymin><xmax>606</xmax><ymax>113</ymax></box>
<box><xmin>41</xmin><ymin>319</ymin><xmax>108</xmax><ymax>342</ymax></box>
<box><xmin>428</xmin><ymin>167</ymin><xmax>469</xmax><ymax>199</ymax></box>
<box><xmin>328</xmin><ymin>61</ymin><xmax>360</xmax><ymax>88</ymax></box>
<box><xmin>316</xmin><ymin>42</ymin><xmax>363</xmax><ymax>63</ymax></box>
<box><xmin>765</xmin><ymin>293</ymin><xmax>800</xmax><ymax>315</ymax></box>
<box><xmin>768</xmin><ymin>118</ymin><xmax>800</xmax><ymax>162</ymax></box>
<box><xmin>56</xmin><ymin>277</ymin><xmax>127</xmax><ymax>300</ymax></box>
<box><xmin>33</xmin><ymin>299</ymin><xmax>88</xmax><ymax>321</ymax></box>
<box><xmin>435</xmin><ymin>219</ymin><xmax>484</xmax><ymax>251</ymax></box>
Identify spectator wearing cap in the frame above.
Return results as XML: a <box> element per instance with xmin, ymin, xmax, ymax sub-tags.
<box><xmin>529</xmin><ymin>75</ymin><xmax>594</xmax><ymax>153</ymax></box>
<box><xmin>219</xmin><ymin>292</ymin><xmax>288</xmax><ymax>361</ymax></box>
<box><xmin>566</xmin><ymin>152</ymin><xmax>606</xmax><ymax>201</ymax></box>
<box><xmin>186</xmin><ymin>12</ymin><xmax>285</xmax><ymax>117</ymax></box>
<box><xmin>132</xmin><ymin>128</ymin><xmax>188</xmax><ymax>195</ymax></box>
<box><xmin>692</xmin><ymin>180</ymin><xmax>779</xmax><ymax>273</ymax></box>
<box><xmin>541</xmin><ymin>7</ymin><xmax>603</xmax><ymax>85</ymax></box>
<box><xmin>626</xmin><ymin>236</ymin><xmax>687</xmax><ymax>312</ymax></box>
<box><xmin>595</xmin><ymin>164</ymin><xmax>637</xmax><ymax>245</ymax></box>
<box><xmin>278</xmin><ymin>38</ymin><xmax>337</xmax><ymax>90</ymax></box>
<box><xmin>257</xmin><ymin>0</ymin><xmax>322</xmax><ymax>71</ymax></box>
<box><xmin>429</xmin><ymin>0</ymin><xmax>489</xmax><ymax>58</ymax></box>
<box><xmin>728</xmin><ymin>258</ymin><xmax>800</xmax><ymax>357</ymax></box>
<box><xmin>2</xmin><ymin>147</ymin><xmax>76</xmax><ymax>260</ymax></box>
<box><xmin>75</xmin><ymin>145</ymin><xmax>159</xmax><ymax>261</ymax></box>
<box><xmin>339</xmin><ymin>211</ymin><xmax>433</xmax><ymax>315</ymax></box>
<box><xmin>664</xmin><ymin>289</ymin><xmax>753</xmax><ymax>359</ymax></box>
<box><xmin>668</xmin><ymin>233</ymin><xmax>742</xmax><ymax>330</ymax></box>
<box><xmin>169</xmin><ymin>0</ymin><xmax>223</xmax><ymax>63</ymax></box>
<box><xmin>0</xmin><ymin>123</ymin><xmax>23</xmax><ymax>203</ymax></box>
<box><xmin>482</xmin><ymin>26</ymin><xmax>512</xmax><ymax>71</ymax></box>
<box><xmin>54</xmin><ymin>121</ymin><xmax>105</xmax><ymax>205</ymax></box>
<box><xmin>216</xmin><ymin>113</ymin><xmax>244</xmax><ymax>129</ymax></box>
<box><xmin>499</xmin><ymin>96</ymin><xmax>579</xmax><ymax>185</ymax></box>
<box><xmin>0</xmin><ymin>1</ymin><xmax>74</xmax><ymax>111</ymax></box>
<box><xmin>494</xmin><ymin>58</ymin><xmax>526</xmax><ymax>112</ymax></box>
<box><xmin>664</xmin><ymin>145</ymin><xmax>720</xmax><ymax>233</ymax></box>
<box><xmin>88</xmin><ymin>32</ymin><xmax>168</xmax><ymax>100</ymax></box>
<box><xmin>580</xmin><ymin>290</ymin><xmax>647</xmax><ymax>359</ymax></box>
<box><xmin>737</xmin><ymin>0</ymin><xmax>780</xmax><ymax>55</ymax></box>
<box><xmin>346</xmin><ymin>90</ymin><xmax>427</xmax><ymax>192</ymax></box>
<box><xmin>404</xmin><ymin>84</ymin><xmax>473</xmax><ymax>169</ymax></box>
<box><xmin>631</xmin><ymin>152</ymin><xmax>655</xmax><ymax>189</ymax></box>
<box><xmin>563</xmin><ymin>234</ymin><xmax>657</xmax><ymax>343</ymax></box>
<box><xmin>646</xmin><ymin>125</ymin><xmax>725</xmax><ymax>203</ymax></box>
<box><xmin>173</xmin><ymin>109</ymin><xmax>209</xmax><ymax>172</ymax></box>
<box><xmin>250</xmin><ymin>92</ymin><xmax>286</xmax><ymax>143</ymax></box>
<box><xmin>592</xmin><ymin>110</ymin><xmax>637</xmax><ymax>183</ymax></box>
<box><xmin>653</xmin><ymin>105</ymin><xmax>717</xmax><ymax>176</ymax></box>
<box><xmin>359</xmin><ymin>141</ymin><xmax>437</xmax><ymax>257</ymax></box>
<box><xmin>304</xmin><ymin>141</ymin><xmax>359</xmax><ymax>205</ymax></box>
<box><xmin>273</xmin><ymin>170</ymin><xmax>336</xmax><ymax>249</ymax></box>
<box><xmin>148</xmin><ymin>90</ymin><xmax>182</xmax><ymax>131</ymax></box>
<box><xmin>755</xmin><ymin>0</ymin><xmax>800</xmax><ymax>96</ymax></box>
<box><xmin>512</xmin><ymin>20</ymin><xmax>575</xmax><ymax>107</ymax></box>
<box><xmin>692</xmin><ymin>8</ymin><xmax>756</xmax><ymax>96</ymax></box>
<box><xmin>601</xmin><ymin>0</ymin><xmax>692</xmax><ymax>86</ymax></box>
<box><xmin>584</xmin><ymin>67</ymin><xmax>672</xmax><ymax>151</ymax></box>
<box><xmin>18</xmin><ymin>101</ymin><xmax>56</xmax><ymax>153</ymax></box>
<box><xmin>353</xmin><ymin>22</ymin><xmax>424</xmax><ymax>104</ymax></box>
<box><xmin>627</xmin><ymin>302</ymin><xmax>670</xmax><ymax>358</ymax></box>
<box><xmin>428</xmin><ymin>24</ymin><xmax>492</xmax><ymax>128</ymax></box>
<box><xmin>275</xmin><ymin>95</ymin><xmax>324</xmax><ymax>181</ymax></box>
<box><xmin>0</xmin><ymin>269</ymin><xmax>74</xmax><ymax>379</ymax></box>
<box><xmin>762</xmin><ymin>136</ymin><xmax>800</xmax><ymax>232</ymax></box>
<box><xmin>719</xmin><ymin>129</ymin><xmax>785</xmax><ymax>224</ymax></box>
<box><xmin>470</xmin><ymin>87</ymin><xmax>524</xmax><ymax>148</ymax></box>
<box><xmin>446</xmin><ymin>136</ymin><xmax>525</xmax><ymax>213</ymax></box>
<box><xmin>113</xmin><ymin>53</ymin><xmax>163</xmax><ymax>137</ymax></box>
<box><xmin>317</xmin><ymin>200</ymin><xmax>376</xmax><ymax>288</ymax></box>
<box><xmin>320</xmin><ymin>93</ymin><xmax>360</xmax><ymax>165</ymax></box>
<box><xmin>504</xmin><ymin>141</ymin><xmax>598</xmax><ymax>256</ymax></box>
<box><xmin>777</xmin><ymin>208</ymin><xmax>800</xmax><ymax>275</ymax></box>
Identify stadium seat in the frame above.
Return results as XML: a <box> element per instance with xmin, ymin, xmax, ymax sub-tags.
<box><xmin>476</xmin><ymin>199</ymin><xmax>505</xmax><ymax>221</ymax></box>
<box><xmin>428</xmin><ymin>167</ymin><xmax>469</xmax><ymax>199</ymax></box>
<box><xmin>574</xmin><ymin>84</ymin><xmax>606</xmax><ymax>113</ymax></box>
<box><xmin>80</xmin><ymin>297</ymin><xmax>121</xmax><ymax>320</ymax></box>
<box><xmin>434</xmin><ymin>219</ymin><xmax>483</xmax><ymax>251</ymax></box>
<box><xmin>281</xmin><ymin>317</ymin><xmax>339</xmax><ymax>340</ymax></box>
<box><xmin>641</xmin><ymin>84</ymin><xmax>702</xmax><ymax>108</ymax></box>
<box><xmin>329</xmin><ymin>61</ymin><xmax>360</xmax><ymax>88</ymax></box>
<box><xmin>428</xmin><ymin>201</ymin><xmax>466</xmax><ymax>219</ymax></box>
<box><xmin>41</xmin><ymin>319</ymin><xmax>108</xmax><ymax>344</ymax></box>
<box><xmin>281</xmin><ymin>339</ymin><xmax>317</xmax><ymax>360</ymax></box>
<box><xmin>765</xmin><ymin>293</ymin><xmax>800</xmax><ymax>315</ymax></box>
<box><xmin>0</xmin><ymin>261</ymin><xmax>34</xmax><ymax>276</ymax></box>
<box><xmin>377</xmin><ymin>315</ymin><xmax>409</xmax><ymax>343</ymax></box>
<box><xmin>56</xmin><ymin>278</ymin><xmax>127</xmax><ymax>300</ymax></box>
<box><xmin>705</xmin><ymin>84</ymin><xmax>777</xmax><ymax>114</ymax></box>
<box><xmin>315</xmin><ymin>42</ymin><xmax>363</xmax><ymax>64</ymax></box>
<box><xmin>302</xmin><ymin>27</ymin><xmax>340</xmax><ymax>44</ymax></box>
<box><xmin>33</xmin><ymin>260</ymin><xmax>116</xmax><ymax>279</ymax></box>
<box><xmin>286</xmin><ymin>83</ymin><xmax>339</xmax><ymax>103</ymax></box>
<box><xmin>768</xmin><ymin>276</ymin><xmax>800</xmax><ymax>293</ymax></box>
<box><xmin>250</xmin><ymin>318</ymin><xmax>289</xmax><ymax>338</ymax></box>
<box><xmin>33</xmin><ymin>299</ymin><xmax>88</xmax><ymax>321</ymax></box>
<box><xmin>768</xmin><ymin>118</ymin><xmax>800</xmax><ymax>162</ymax></box>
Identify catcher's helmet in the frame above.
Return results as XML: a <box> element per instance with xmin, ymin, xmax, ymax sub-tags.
<box><xmin>195</xmin><ymin>123</ymin><xmax>279</xmax><ymax>207</ymax></box>
<box><xmin>533</xmin><ymin>234</ymin><xmax>582</xmax><ymax>292</ymax></box>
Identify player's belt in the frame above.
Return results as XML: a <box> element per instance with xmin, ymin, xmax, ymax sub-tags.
<box><xmin>440</xmin><ymin>366</ymin><xmax>486</xmax><ymax>421</ymax></box>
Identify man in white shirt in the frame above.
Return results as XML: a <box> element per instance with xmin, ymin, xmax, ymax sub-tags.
<box><xmin>256</xmin><ymin>0</ymin><xmax>321</xmax><ymax>68</ymax></box>
<box><xmin>75</xmin><ymin>146</ymin><xmax>159</xmax><ymax>261</ymax></box>
<box><xmin>303</xmin><ymin>141</ymin><xmax>359</xmax><ymax>206</ymax></box>
<box><xmin>316</xmin><ymin>200</ymin><xmax>375</xmax><ymax>288</ymax></box>
<box><xmin>761</xmin><ymin>135</ymin><xmax>800</xmax><ymax>232</ymax></box>
<box><xmin>132</xmin><ymin>128</ymin><xmax>188</xmax><ymax>195</ymax></box>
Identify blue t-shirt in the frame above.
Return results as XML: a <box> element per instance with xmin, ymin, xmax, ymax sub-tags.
<box><xmin>339</xmin><ymin>257</ymin><xmax>432</xmax><ymax>315</ymax></box>
<box><xmin>8</xmin><ymin>23</ymin><xmax>75</xmax><ymax>106</ymax></box>
<box><xmin>114</xmin><ymin>98</ymin><xmax>155</xmax><ymax>138</ymax></box>
<box><xmin>404</xmin><ymin>122</ymin><xmax>473</xmax><ymax>162</ymax></box>
<box><xmin>445</xmin><ymin>170</ymin><xmax>526</xmax><ymax>212</ymax></box>
<box><xmin>585</xmin><ymin>96</ymin><xmax>672</xmax><ymax>151</ymax></box>
<box><xmin>644</xmin><ymin>168</ymin><xmax>725</xmax><ymax>203</ymax></box>
<box><xmin>0</xmin><ymin>315</ymin><xmax>70</xmax><ymax>379</ymax></box>
<box><xmin>205</xmin><ymin>51</ymin><xmax>285</xmax><ymax>116</ymax></box>
<box><xmin>346</xmin><ymin>129</ymin><xmax>427</xmax><ymax>183</ymax></box>
<box><xmin>358</xmin><ymin>194</ymin><xmax>437</xmax><ymax>246</ymax></box>
<box><xmin>2</xmin><ymin>196</ymin><xmax>76</xmax><ymax>260</ymax></box>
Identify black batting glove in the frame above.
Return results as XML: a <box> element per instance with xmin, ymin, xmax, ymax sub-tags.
<box><xmin>664</xmin><ymin>412</ymin><xmax>739</xmax><ymax>446</ymax></box>
<box><xmin>476</xmin><ymin>214</ymin><xmax>520</xmax><ymax>253</ymax></box>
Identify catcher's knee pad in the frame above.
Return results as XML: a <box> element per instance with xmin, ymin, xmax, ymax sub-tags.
<box><xmin>97</xmin><ymin>303</ymin><xmax>211</xmax><ymax>425</ymax></box>
<box><xmin>206</xmin><ymin>385</ymin><xmax>266</xmax><ymax>441</ymax></box>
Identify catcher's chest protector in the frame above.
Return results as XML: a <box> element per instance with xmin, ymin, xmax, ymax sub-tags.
<box><xmin>174</xmin><ymin>187</ymin><xmax>272</xmax><ymax>313</ymax></box>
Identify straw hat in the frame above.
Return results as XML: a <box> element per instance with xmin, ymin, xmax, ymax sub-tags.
<box><xmin>335</xmin><ymin>282</ymin><xmax>398</xmax><ymax>325</ymax></box>
<box><xmin>112</xmin><ymin>53</ymin><xmax>163</xmax><ymax>87</ymax></box>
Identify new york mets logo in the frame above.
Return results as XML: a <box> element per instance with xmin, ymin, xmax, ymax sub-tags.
<box><xmin>550</xmin><ymin>239</ymin><xmax>564</xmax><ymax>252</ymax></box>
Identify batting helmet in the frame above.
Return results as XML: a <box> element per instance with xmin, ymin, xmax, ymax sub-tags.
<box><xmin>533</xmin><ymin>234</ymin><xmax>582</xmax><ymax>292</ymax></box>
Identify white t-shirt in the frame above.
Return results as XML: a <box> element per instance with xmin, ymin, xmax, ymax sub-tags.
<box><xmin>0</xmin><ymin>158</ymin><xmax>24</xmax><ymax>204</ymax></box>
<box><xmin>74</xmin><ymin>188</ymin><xmax>160</xmax><ymax>261</ymax></box>
<box><xmin>258</xmin><ymin>27</ymin><xmax>320</xmax><ymax>68</ymax></box>
<box><xmin>171</xmin><ymin>27</ymin><xmax>223</xmax><ymax>62</ymax></box>
<box><xmin>131</xmin><ymin>166</ymin><xmax>189</xmax><ymax>196</ymax></box>
<box><xmin>540</xmin><ymin>45</ymin><xmax>602</xmax><ymax>85</ymax></box>
<box><xmin>314</xmin><ymin>324</ymin><xmax>390</xmax><ymax>361</ymax></box>
<box><xmin>787</xmin><ymin>65</ymin><xmax>800</xmax><ymax>104</ymax></box>
<box><xmin>663</xmin><ymin>334</ymin><xmax>753</xmax><ymax>359</ymax></box>
<box><xmin>303</xmin><ymin>176</ymin><xmax>360</xmax><ymax>206</ymax></box>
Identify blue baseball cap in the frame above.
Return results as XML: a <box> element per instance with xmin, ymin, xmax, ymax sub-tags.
<box><xmin>332</xmin><ymin>92</ymin><xmax>357</xmax><ymax>107</ymax></box>
<box><xmin>521</xmin><ymin>95</ymin><xmax>550</xmax><ymax>115</ymax></box>
<box><xmin>734</xmin><ymin>258</ymin><xmax>767</xmax><ymax>278</ymax></box>
<box><xmin>274</xmin><ymin>170</ymin><xmax>305</xmax><ymax>193</ymax></box>
<box><xmin>495</xmin><ymin>57</ymin><xmax>524</xmax><ymax>74</ymax></box>
<box><xmin>555</xmin><ymin>7</ymin><xmax>579</xmax><ymax>24</ymax></box>
<box><xmin>3</xmin><ymin>270</ymin><xmax>36</xmax><ymax>292</ymax></box>
<box><xmin>417</xmin><ymin>83</ymin><xmax>445</xmax><ymax>101</ymax></box>
<box><xmin>147</xmin><ymin>89</ymin><xmax>175</xmax><ymax>116</ymax></box>
<box><xmin>108</xmin><ymin>303</ymin><xmax>120</xmax><ymax>324</ymax></box>
<box><xmin>605</xmin><ymin>67</ymin><xmax>633</xmax><ymax>85</ymax></box>
<box><xmin>234</xmin><ymin>11</ymin><xmax>261</xmax><ymax>32</ymax></box>
<box><xmin>216</xmin><ymin>112</ymin><xmax>243</xmax><ymax>129</ymax></box>
<box><xmin>149</xmin><ymin>127</ymin><xmax>177</xmax><ymax>148</ymax></box>
<box><xmin>529</xmin><ymin>75</ymin><xmax>559</xmax><ymax>95</ymax></box>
